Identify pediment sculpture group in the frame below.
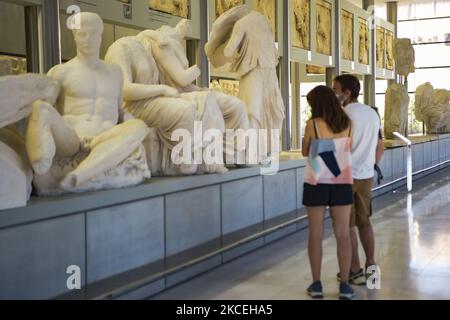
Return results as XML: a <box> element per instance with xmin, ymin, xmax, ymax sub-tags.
<box><xmin>0</xmin><ymin>6</ymin><xmax>285</xmax><ymax>210</ymax></box>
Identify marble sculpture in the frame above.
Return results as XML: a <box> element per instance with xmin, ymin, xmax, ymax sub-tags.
<box><xmin>316</xmin><ymin>0</ymin><xmax>332</xmax><ymax>56</ymax></box>
<box><xmin>393</xmin><ymin>38</ymin><xmax>416</xmax><ymax>78</ymax></box>
<box><xmin>26</xmin><ymin>12</ymin><xmax>150</xmax><ymax>195</ymax></box>
<box><xmin>342</xmin><ymin>10</ymin><xmax>353</xmax><ymax>60</ymax></box>
<box><xmin>415</xmin><ymin>82</ymin><xmax>450</xmax><ymax>133</ymax></box>
<box><xmin>359</xmin><ymin>18</ymin><xmax>370</xmax><ymax>65</ymax></box>
<box><xmin>0</xmin><ymin>63</ymin><xmax>55</xmax><ymax>209</ymax></box>
<box><xmin>384</xmin><ymin>83</ymin><xmax>410</xmax><ymax>139</ymax></box>
<box><xmin>106</xmin><ymin>18</ymin><xmax>249</xmax><ymax>175</ymax></box>
<box><xmin>292</xmin><ymin>0</ymin><xmax>310</xmax><ymax>50</ymax></box>
<box><xmin>149</xmin><ymin>0</ymin><xmax>189</xmax><ymax>18</ymax></box>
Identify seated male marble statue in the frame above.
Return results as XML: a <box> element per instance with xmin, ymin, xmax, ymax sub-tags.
<box><xmin>26</xmin><ymin>12</ymin><xmax>150</xmax><ymax>195</ymax></box>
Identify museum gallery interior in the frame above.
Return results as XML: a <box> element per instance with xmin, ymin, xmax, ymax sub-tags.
<box><xmin>0</xmin><ymin>0</ymin><xmax>450</xmax><ymax>300</ymax></box>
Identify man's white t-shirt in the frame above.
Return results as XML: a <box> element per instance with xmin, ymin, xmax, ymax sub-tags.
<box><xmin>345</xmin><ymin>102</ymin><xmax>381</xmax><ymax>180</ymax></box>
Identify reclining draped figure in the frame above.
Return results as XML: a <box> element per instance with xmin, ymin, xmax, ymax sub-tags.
<box><xmin>26</xmin><ymin>12</ymin><xmax>150</xmax><ymax>195</ymax></box>
<box><xmin>105</xmin><ymin>19</ymin><xmax>250</xmax><ymax>175</ymax></box>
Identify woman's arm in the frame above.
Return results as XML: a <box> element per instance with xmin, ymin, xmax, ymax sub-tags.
<box><xmin>302</xmin><ymin>120</ymin><xmax>313</xmax><ymax>157</ymax></box>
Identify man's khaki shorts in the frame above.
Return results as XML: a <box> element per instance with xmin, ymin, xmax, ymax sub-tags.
<box><xmin>350</xmin><ymin>178</ymin><xmax>373</xmax><ymax>228</ymax></box>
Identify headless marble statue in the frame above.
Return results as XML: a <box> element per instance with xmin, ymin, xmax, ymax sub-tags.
<box><xmin>140</xmin><ymin>19</ymin><xmax>249</xmax><ymax>163</ymax></box>
<box><xmin>26</xmin><ymin>12</ymin><xmax>150</xmax><ymax>195</ymax></box>
<box><xmin>384</xmin><ymin>83</ymin><xmax>409</xmax><ymax>139</ymax></box>
<box><xmin>105</xmin><ymin>24</ymin><xmax>228</xmax><ymax>175</ymax></box>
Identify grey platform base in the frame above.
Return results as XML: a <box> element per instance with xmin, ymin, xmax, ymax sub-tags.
<box><xmin>1</xmin><ymin>135</ymin><xmax>450</xmax><ymax>300</ymax></box>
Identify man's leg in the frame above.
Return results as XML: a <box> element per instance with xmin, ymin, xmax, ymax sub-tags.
<box><xmin>359</xmin><ymin>223</ymin><xmax>376</xmax><ymax>267</ymax></box>
<box><xmin>350</xmin><ymin>227</ymin><xmax>362</xmax><ymax>273</ymax></box>
<box><xmin>26</xmin><ymin>100</ymin><xmax>80</xmax><ymax>175</ymax></box>
<box><xmin>61</xmin><ymin>119</ymin><xmax>149</xmax><ymax>187</ymax></box>
<box><xmin>355</xmin><ymin>178</ymin><xmax>376</xmax><ymax>267</ymax></box>
<box><xmin>349</xmin><ymin>183</ymin><xmax>362</xmax><ymax>273</ymax></box>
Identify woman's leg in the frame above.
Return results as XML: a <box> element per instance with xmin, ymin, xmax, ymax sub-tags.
<box><xmin>330</xmin><ymin>205</ymin><xmax>352</xmax><ymax>283</ymax></box>
<box><xmin>307</xmin><ymin>206</ymin><xmax>326</xmax><ymax>282</ymax></box>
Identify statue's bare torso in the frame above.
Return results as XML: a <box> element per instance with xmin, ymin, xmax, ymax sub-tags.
<box><xmin>49</xmin><ymin>58</ymin><xmax>123</xmax><ymax>138</ymax></box>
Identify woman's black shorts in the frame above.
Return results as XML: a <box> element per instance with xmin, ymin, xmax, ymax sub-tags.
<box><xmin>302</xmin><ymin>183</ymin><xmax>353</xmax><ymax>207</ymax></box>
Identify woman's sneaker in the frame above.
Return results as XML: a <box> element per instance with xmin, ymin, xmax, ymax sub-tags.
<box><xmin>336</xmin><ymin>268</ymin><xmax>366</xmax><ymax>286</ymax></box>
<box><xmin>339</xmin><ymin>282</ymin><xmax>355</xmax><ymax>300</ymax></box>
<box><xmin>306</xmin><ymin>281</ymin><xmax>323</xmax><ymax>299</ymax></box>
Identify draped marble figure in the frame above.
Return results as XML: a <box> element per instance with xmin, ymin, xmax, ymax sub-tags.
<box><xmin>26</xmin><ymin>12</ymin><xmax>150</xmax><ymax>195</ymax></box>
<box><xmin>144</xmin><ymin>20</ymin><xmax>250</xmax><ymax>164</ymax></box>
<box><xmin>106</xmin><ymin>19</ymin><xmax>244</xmax><ymax>175</ymax></box>
<box><xmin>206</xmin><ymin>6</ymin><xmax>285</xmax><ymax>134</ymax></box>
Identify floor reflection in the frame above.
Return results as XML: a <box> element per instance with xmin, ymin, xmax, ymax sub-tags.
<box><xmin>152</xmin><ymin>167</ymin><xmax>450</xmax><ymax>300</ymax></box>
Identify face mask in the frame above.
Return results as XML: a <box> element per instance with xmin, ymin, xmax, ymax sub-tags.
<box><xmin>336</xmin><ymin>93</ymin><xmax>345</xmax><ymax>105</ymax></box>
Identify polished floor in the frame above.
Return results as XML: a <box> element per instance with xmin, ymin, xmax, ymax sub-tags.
<box><xmin>153</xmin><ymin>167</ymin><xmax>450</xmax><ymax>300</ymax></box>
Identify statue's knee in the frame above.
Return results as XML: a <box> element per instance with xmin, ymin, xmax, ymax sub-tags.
<box><xmin>125</xmin><ymin>119</ymin><xmax>149</xmax><ymax>138</ymax></box>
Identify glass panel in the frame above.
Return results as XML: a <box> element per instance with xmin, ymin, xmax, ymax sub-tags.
<box><xmin>374</xmin><ymin>4</ymin><xmax>387</xmax><ymax>21</ymax></box>
<box><xmin>398</xmin><ymin>17</ymin><xmax>450</xmax><ymax>44</ymax></box>
<box><xmin>316</xmin><ymin>0</ymin><xmax>332</xmax><ymax>55</ymax></box>
<box><xmin>413</xmin><ymin>43</ymin><xmax>450</xmax><ymax>68</ymax></box>
<box><xmin>341</xmin><ymin>9</ymin><xmax>354</xmax><ymax>60</ymax></box>
<box><xmin>292</xmin><ymin>0</ymin><xmax>310</xmax><ymax>50</ymax></box>
<box><xmin>398</xmin><ymin>1</ymin><xmax>450</xmax><ymax>20</ymax></box>
<box><xmin>376</xmin><ymin>80</ymin><xmax>388</xmax><ymax>94</ymax></box>
<box><xmin>407</xmin><ymin>67</ymin><xmax>450</xmax><ymax>90</ymax></box>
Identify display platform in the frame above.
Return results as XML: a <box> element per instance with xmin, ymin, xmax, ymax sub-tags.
<box><xmin>1</xmin><ymin>136</ymin><xmax>450</xmax><ymax>300</ymax></box>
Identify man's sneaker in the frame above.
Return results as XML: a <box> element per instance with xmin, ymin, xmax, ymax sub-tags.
<box><xmin>306</xmin><ymin>281</ymin><xmax>323</xmax><ymax>299</ymax></box>
<box><xmin>336</xmin><ymin>269</ymin><xmax>367</xmax><ymax>286</ymax></box>
<box><xmin>339</xmin><ymin>282</ymin><xmax>355</xmax><ymax>300</ymax></box>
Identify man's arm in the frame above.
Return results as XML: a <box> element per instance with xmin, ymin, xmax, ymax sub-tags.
<box><xmin>371</xmin><ymin>107</ymin><xmax>385</xmax><ymax>165</ymax></box>
<box><xmin>376</xmin><ymin>130</ymin><xmax>385</xmax><ymax>165</ymax></box>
